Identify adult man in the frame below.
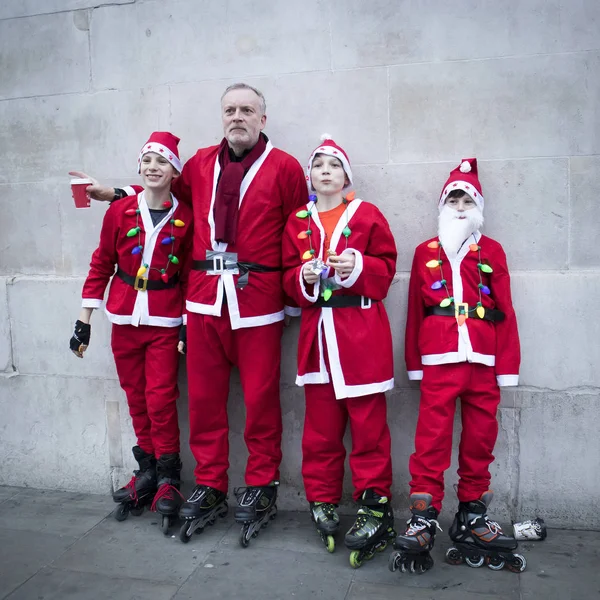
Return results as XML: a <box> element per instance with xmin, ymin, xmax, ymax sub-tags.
<box><xmin>76</xmin><ymin>84</ymin><xmax>308</xmax><ymax>545</ymax></box>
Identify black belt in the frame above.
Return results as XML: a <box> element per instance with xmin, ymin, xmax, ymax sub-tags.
<box><xmin>315</xmin><ymin>296</ymin><xmax>378</xmax><ymax>308</ymax></box>
<box><xmin>425</xmin><ymin>305</ymin><xmax>505</xmax><ymax>323</ymax></box>
<box><xmin>192</xmin><ymin>259</ymin><xmax>280</xmax><ymax>289</ymax></box>
<box><xmin>116</xmin><ymin>267</ymin><xmax>179</xmax><ymax>291</ymax></box>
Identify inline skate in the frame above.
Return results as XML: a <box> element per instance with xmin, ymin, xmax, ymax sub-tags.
<box><xmin>389</xmin><ymin>492</ymin><xmax>442</xmax><ymax>574</ymax></box>
<box><xmin>178</xmin><ymin>484</ymin><xmax>228</xmax><ymax>543</ymax></box>
<box><xmin>446</xmin><ymin>491</ymin><xmax>527</xmax><ymax>572</ymax></box>
<box><xmin>151</xmin><ymin>453</ymin><xmax>184</xmax><ymax>535</ymax></box>
<box><xmin>235</xmin><ymin>482</ymin><xmax>279</xmax><ymax>548</ymax></box>
<box><xmin>310</xmin><ymin>502</ymin><xmax>340</xmax><ymax>553</ymax></box>
<box><xmin>112</xmin><ymin>446</ymin><xmax>157</xmax><ymax>521</ymax></box>
<box><xmin>344</xmin><ymin>489</ymin><xmax>396</xmax><ymax>569</ymax></box>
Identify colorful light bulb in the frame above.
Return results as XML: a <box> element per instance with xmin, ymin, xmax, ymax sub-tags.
<box><xmin>323</xmin><ymin>288</ymin><xmax>333</xmax><ymax>301</ymax></box>
<box><xmin>302</xmin><ymin>249</ymin><xmax>315</xmax><ymax>260</ymax></box>
<box><xmin>342</xmin><ymin>226</ymin><xmax>351</xmax><ymax>238</ymax></box>
<box><xmin>137</xmin><ymin>265</ymin><xmax>147</xmax><ymax>277</ymax></box>
<box><xmin>476</xmin><ymin>305</ymin><xmax>486</xmax><ymax>319</ymax></box>
<box><xmin>296</xmin><ymin>210</ymin><xmax>311</xmax><ymax>219</ymax></box>
<box><xmin>126</xmin><ymin>226</ymin><xmax>140</xmax><ymax>237</ymax></box>
<box><xmin>131</xmin><ymin>245</ymin><xmax>142</xmax><ymax>255</ymax></box>
<box><xmin>440</xmin><ymin>297</ymin><xmax>453</xmax><ymax>308</ymax></box>
<box><xmin>427</xmin><ymin>240</ymin><xmax>440</xmax><ymax>249</ymax></box>
<box><xmin>426</xmin><ymin>259</ymin><xmax>441</xmax><ymax>269</ymax></box>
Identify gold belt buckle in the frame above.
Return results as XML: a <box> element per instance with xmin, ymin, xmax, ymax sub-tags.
<box><xmin>455</xmin><ymin>302</ymin><xmax>469</xmax><ymax>319</ymax></box>
<box><xmin>134</xmin><ymin>275</ymin><xmax>148</xmax><ymax>291</ymax></box>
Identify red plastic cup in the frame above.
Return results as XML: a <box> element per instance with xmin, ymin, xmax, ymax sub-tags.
<box><xmin>71</xmin><ymin>178</ymin><xmax>92</xmax><ymax>208</ymax></box>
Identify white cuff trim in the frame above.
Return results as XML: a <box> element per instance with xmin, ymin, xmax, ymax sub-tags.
<box><xmin>407</xmin><ymin>370</ymin><xmax>423</xmax><ymax>381</ymax></box>
<box><xmin>284</xmin><ymin>305</ymin><xmax>301</xmax><ymax>317</ymax></box>
<box><xmin>182</xmin><ymin>314</ymin><xmax>187</xmax><ymax>325</ymax></box>
<box><xmin>497</xmin><ymin>374</ymin><xmax>519</xmax><ymax>387</ymax></box>
<box><xmin>299</xmin><ymin>266</ymin><xmax>320</xmax><ymax>302</ymax></box>
<box><xmin>334</xmin><ymin>248</ymin><xmax>363</xmax><ymax>288</ymax></box>
<box><xmin>82</xmin><ymin>298</ymin><xmax>102</xmax><ymax>309</ymax></box>
<box><xmin>123</xmin><ymin>186</ymin><xmax>137</xmax><ymax>197</ymax></box>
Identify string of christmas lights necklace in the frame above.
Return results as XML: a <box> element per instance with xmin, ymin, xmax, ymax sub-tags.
<box><xmin>296</xmin><ymin>192</ymin><xmax>355</xmax><ymax>301</ymax></box>
<box><xmin>124</xmin><ymin>197</ymin><xmax>185</xmax><ymax>283</ymax></box>
<box><xmin>426</xmin><ymin>234</ymin><xmax>493</xmax><ymax>325</ymax></box>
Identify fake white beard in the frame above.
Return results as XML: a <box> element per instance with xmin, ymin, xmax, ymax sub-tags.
<box><xmin>438</xmin><ymin>205</ymin><xmax>484</xmax><ymax>255</ymax></box>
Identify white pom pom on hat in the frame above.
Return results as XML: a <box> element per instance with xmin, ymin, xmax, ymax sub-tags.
<box><xmin>459</xmin><ymin>160</ymin><xmax>472</xmax><ymax>173</ymax></box>
<box><xmin>320</xmin><ymin>133</ymin><xmax>333</xmax><ymax>141</ymax></box>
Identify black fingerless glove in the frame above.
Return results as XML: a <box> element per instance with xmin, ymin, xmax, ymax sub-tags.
<box><xmin>70</xmin><ymin>320</ymin><xmax>91</xmax><ymax>357</ymax></box>
<box><xmin>179</xmin><ymin>324</ymin><xmax>187</xmax><ymax>355</ymax></box>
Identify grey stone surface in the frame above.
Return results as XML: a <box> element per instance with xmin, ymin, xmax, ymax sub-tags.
<box><xmin>517</xmin><ymin>391</ymin><xmax>600</xmax><ymax>528</ymax></box>
<box><xmin>511</xmin><ymin>273</ymin><xmax>600</xmax><ymax>389</ymax></box>
<box><xmin>0</xmin><ymin>89</ymin><xmax>170</xmax><ymax>185</ymax></box>
<box><xmin>0</xmin><ymin>278</ymin><xmax>12</xmax><ymax>372</ymax></box>
<box><xmin>389</xmin><ymin>52</ymin><xmax>600</xmax><ymax>162</ymax></box>
<box><xmin>353</xmin><ymin>158</ymin><xmax>569</xmax><ymax>271</ymax></box>
<box><xmin>570</xmin><ymin>155</ymin><xmax>600</xmax><ymax>268</ymax></box>
<box><xmin>331</xmin><ymin>0</ymin><xmax>600</xmax><ymax>69</ymax></box>
<box><xmin>169</xmin><ymin>67</ymin><xmax>390</xmax><ymax>169</ymax></box>
<box><xmin>8</xmin><ymin>277</ymin><xmax>117</xmax><ymax>377</ymax></box>
<box><xmin>0</xmin><ymin>11</ymin><xmax>89</xmax><ymax>100</ymax></box>
<box><xmin>0</xmin><ymin>0</ymin><xmax>133</xmax><ymax>20</ymax></box>
<box><xmin>6</xmin><ymin>567</ymin><xmax>179</xmax><ymax>600</ymax></box>
<box><xmin>0</xmin><ymin>529</ymin><xmax>77</xmax><ymax>600</ymax></box>
<box><xmin>91</xmin><ymin>0</ymin><xmax>331</xmax><ymax>91</ymax></box>
<box><xmin>0</xmin><ymin>374</ymin><xmax>112</xmax><ymax>493</ymax></box>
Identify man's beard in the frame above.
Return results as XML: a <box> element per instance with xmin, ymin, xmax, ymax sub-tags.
<box><xmin>438</xmin><ymin>205</ymin><xmax>484</xmax><ymax>255</ymax></box>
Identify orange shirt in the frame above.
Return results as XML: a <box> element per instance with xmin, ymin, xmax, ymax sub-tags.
<box><xmin>319</xmin><ymin>203</ymin><xmax>347</xmax><ymax>256</ymax></box>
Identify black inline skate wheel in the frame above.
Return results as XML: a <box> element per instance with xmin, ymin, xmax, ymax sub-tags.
<box><xmin>239</xmin><ymin>524</ymin><xmax>251</xmax><ymax>548</ymax></box>
<box><xmin>179</xmin><ymin>521</ymin><xmax>193</xmax><ymax>544</ymax></box>
<box><xmin>129</xmin><ymin>506</ymin><xmax>144</xmax><ymax>517</ymax></box>
<box><xmin>113</xmin><ymin>504</ymin><xmax>129</xmax><ymax>522</ymax></box>
<box><xmin>465</xmin><ymin>554</ymin><xmax>485</xmax><ymax>568</ymax></box>
<box><xmin>506</xmin><ymin>553</ymin><xmax>527</xmax><ymax>573</ymax></box>
<box><xmin>445</xmin><ymin>547</ymin><xmax>464</xmax><ymax>565</ymax></box>
<box><xmin>388</xmin><ymin>550</ymin><xmax>401</xmax><ymax>572</ymax></box>
<box><xmin>486</xmin><ymin>555</ymin><xmax>505</xmax><ymax>570</ymax></box>
<box><xmin>162</xmin><ymin>515</ymin><xmax>171</xmax><ymax>536</ymax></box>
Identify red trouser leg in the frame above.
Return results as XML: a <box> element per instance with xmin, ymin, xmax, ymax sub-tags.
<box><xmin>111</xmin><ymin>324</ymin><xmax>153</xmax><ymax>456</ymax></box>
<box><xmin>347</xmin><ymin>392</ymin><xmax>393</xmax><ymax>501</ymax></box>
<box><xmin>456</xmin><ymin>363</ymin><xmax>501</xmax><ymax>503</ymax></box>
<box><xmin>409</xmin><ymin>363</ymin><xmax>467</xmax><ymax>512</ymax></box>
<box><xmin>144</xmin><ymin>326</ymin><xmax>181</xmax><ymax>456</ymax></box>
<box><xmin>236</xmin><ymin>320</ymin><xmax>284</xmax><ymax>487</ymax></box>
<box><xmin>187</xmin><ymin>312</ymin><xmax>232</xmax><ymax>492</ymax></box>
<box><xmin>302</xmin><ymin>382</ymin><xmax>347</xmax><ymax>503</ymax></box>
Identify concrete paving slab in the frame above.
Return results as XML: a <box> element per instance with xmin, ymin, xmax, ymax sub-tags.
<box><xmin>347</xmin><ymin>581</ymin><xmax>516</xmax><ymax>600</ymax></box>
<box><xmin>51</xmin><ymin>509</ymin><xmax>228</xmax><ymax>585</ymax></box>
<box><xmin>0</xmin><ymin>529</ymin><xmax>76</xmax><ymax>600</ymax></box>
<box><xmin>172</xmin><ymin>544</ymin><xmax>352</xmax><ymax>600</ymax></box>
<box><xmin>5</xmin><ymin>567</ymin><xmax>179</xmax><ymax>600</ymax></box>
<box><xmin>0</xmin><ymin>488</ymin><xmax>112</xmax><ymax>537</ymax></box>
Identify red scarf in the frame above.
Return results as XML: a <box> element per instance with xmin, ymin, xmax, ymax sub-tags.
<box><xmin>214</xmin><ymin>134</ymin><xmax>267</xmax><ymax>244</ymax></box>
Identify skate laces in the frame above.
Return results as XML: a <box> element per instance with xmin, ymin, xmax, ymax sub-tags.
<box><xmin>313</xmin><ymin>502</ymin><xmax>339</xmax><ymax>523</ymax></box>
<box><xmin>471</xmin><ymin>514</ymin><xmax>501</xmax><ymax>534</ymax></box>
<box><xmin>406</xmin><ymin>515</ymin><xmax>443</xmax><ymax>535</ymax></box>
<box><xmin>123</xmin><ymin>475</ymin><xmax>138</xmax><ymax>501</ymax></box>
<box><xmin>150</xmin><ymin>483</ymin><xmax>184</xmax><ymax>512</ymax></box>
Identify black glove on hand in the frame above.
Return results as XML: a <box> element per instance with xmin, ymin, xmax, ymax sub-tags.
<box><xmin>70</xmin><ymin>320</ymin><xmax>91</xmax><ymax>358</ymax></box>
<box><xmin>178</xmin><ymin>324</ymin><xmax>187</xmax><ymax>355</ymax></box>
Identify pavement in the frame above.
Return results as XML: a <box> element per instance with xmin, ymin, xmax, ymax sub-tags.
<box><xmin>0</xmin><ymin>486</ymin><xmax>598</xmax><ymax>600</ymax></box>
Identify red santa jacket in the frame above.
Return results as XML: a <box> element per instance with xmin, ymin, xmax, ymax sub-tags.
<box><xmin>282</xmin><ymin>198</ymin><xmax>397</xmax><ymax>399</ymax></box>
<box><xmin>405</xmin><ymin>232</ymin><xmax>520</xmax><ymax>386</ymax></box>
<box><xmin>82</xmin><ymin>193</ymin><xmax>193</xmax><ymax>327</ymax></box>
<box><xmin>150</xmin><ymin>140</ymin><xmax>308</xmax><ymax>330</ymax></box>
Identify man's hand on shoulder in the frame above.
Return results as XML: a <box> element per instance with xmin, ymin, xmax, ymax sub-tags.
<box><xmin>69</xmin><ymin>171</ymin><xmax>115</xmax><ymax>202</ymax></box>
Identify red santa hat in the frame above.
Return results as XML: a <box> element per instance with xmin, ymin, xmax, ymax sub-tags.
<box><xmin>306</xmin><ymin>134</ymin><xmax>353</xmax><ymax>189</ymax></box>
<box><xmin>137</xmin><ymin>131</ymin><xmax>182</xmax><ymax>174</ymax></box>
<box><xmin>438</xmin><ymin>158</ymin><xmax>485</xmax><ymax>212</ymax></box>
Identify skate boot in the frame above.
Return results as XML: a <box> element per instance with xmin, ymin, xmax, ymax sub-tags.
<box><xmin>310</xmin><ymin>502</ymin><xmax>340</xmax><ymax>553</ymax></box>
<box><xmin>344</xmin><ymin>489</ymin><xmax>396</xmax><ymax>569</ymax></box>
<box><xmin>112</xmin><ymin>446</ymin><xmax>157</xmax><ymax>521</ymax></box>
<box><xmin>234</xmin><ymin>482</ymin><xmax>279</xmax><ymax>548</ymax></box>
<box><xmin>151</xmin><ymin>453</ymin><xmax>184</xmax><ymax>535</ymax></box>
<box><xmin>389</xmin><ymin>493</ymin><xmax>442</xmax><ymax>574</ymax></box>
<box><xmin>446</xmin><ymin>491</ymin><xmax>527</xmax><ymax>572</ymax></box>
<box><xmin>178</xmin><ymin>484</ymin><xmax>228</xmax><ymax>543</ymax></box>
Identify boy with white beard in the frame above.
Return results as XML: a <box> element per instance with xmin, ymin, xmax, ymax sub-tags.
<box><xmin>389</xmin><ymin>158</ymin><xmax>526</xmax><ymax>575</ymax></box>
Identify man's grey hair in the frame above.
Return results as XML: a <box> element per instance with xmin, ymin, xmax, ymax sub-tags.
<box><xmin>221</xmin><ymin>83</ymin><xmax>267</xmax><ymax>116</ymax></box>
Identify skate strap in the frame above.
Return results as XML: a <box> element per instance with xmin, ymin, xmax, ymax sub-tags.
<box><xmin>425</xmin><ymin>305</ymin><xmax>505</xmax><ymax>323</ymax></box>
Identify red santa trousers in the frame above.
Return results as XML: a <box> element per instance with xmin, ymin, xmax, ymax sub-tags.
<box><xmin>186</xmin><ymin>309</ymin><xmax>283</xmax><ymax>492</ymax></box>
<box><xmin>409</xmin><ymin>362</ymin><xmax>501</xmax><ymax>513</ymax></box>
<box><xmin>303</xmin><ymin>382</ymin><xmax>393</xmax><ymax>503</ymax></box>
<box><xmin>111</xmin><ymin>324</ymin><xmax>181</xmax><ymax>457</ymax></box>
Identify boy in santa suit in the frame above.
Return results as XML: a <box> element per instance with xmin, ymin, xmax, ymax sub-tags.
<box><xmin>390</xmin><ymin>158</ymin><xmax>525</xmax><ymax>574</ymax></box>
<box><xmin>70</xmin><ymin>132</ymin><xmax>193</xmax><ymax>530</ymax></box>
<box><xmin>282</xmin><ymin>135</ymin><xmax>397</xmax><ymax>567</ymax></box>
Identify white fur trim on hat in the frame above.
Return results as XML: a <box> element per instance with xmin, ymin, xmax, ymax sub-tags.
<box><xmin>306</xmin><ymin>139</ymin><xmax>353</xmax><ymax>190</ymax></box>
<box><xmin>138</xmin><ymin>143</ymin><xmax>182</xmax><ymax>174</ymax></box>
<box><xmin>438</xmin><ymin>181</ymin><xmax>485</xmax><ymax>212</ymax></box>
